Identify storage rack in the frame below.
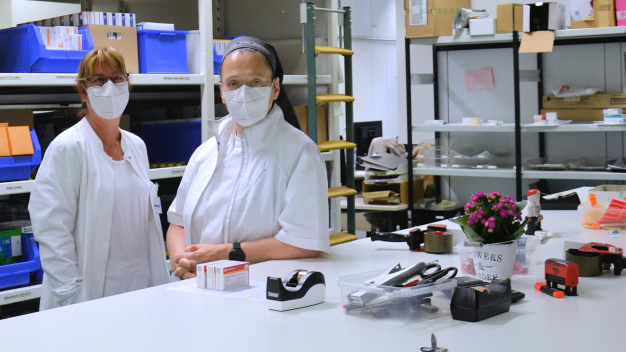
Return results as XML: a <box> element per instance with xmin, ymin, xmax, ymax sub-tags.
<box><xmin>405</xmin><ymin>26</ymin><xmax>626</xmax><ymax>205</ymax></box>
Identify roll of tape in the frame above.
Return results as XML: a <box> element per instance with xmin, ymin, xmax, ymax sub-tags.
<box><xmin>566</xmin><ymin>249</ymin><xmax>603</xmax><ymax>277</ymax></box>
<box><xmin>424</xmin><ymin>231</ymin><xmax>453</xmax><ymax>254</ymax></box>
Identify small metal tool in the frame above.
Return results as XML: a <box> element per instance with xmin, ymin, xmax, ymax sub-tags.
<box><xmin>421</xmin><ymin>333</ymin><xmax>448</xmax><ymax>352</ymax></box>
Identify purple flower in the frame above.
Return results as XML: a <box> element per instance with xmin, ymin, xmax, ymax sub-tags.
<box><xmin>471</xmin><ymin>192</ymin><xmax>485</xmax><ymax>201</ymax></box>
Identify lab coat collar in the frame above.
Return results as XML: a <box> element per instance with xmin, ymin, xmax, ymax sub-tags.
<box><xmin>78</xmin><ymin>117</ymin><xmax>133</xmax><ymax>160</ymax></box>
<box><xmin>209</xmin><ymin>104</ymin><xmax>284</xmax><ymax>153</ymax></box>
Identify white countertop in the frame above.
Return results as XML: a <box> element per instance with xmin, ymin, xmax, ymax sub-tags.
<box><xmin>2</xmin><ymin>211</ymin><xmax>625</xmax><ymax>351</ymax></box>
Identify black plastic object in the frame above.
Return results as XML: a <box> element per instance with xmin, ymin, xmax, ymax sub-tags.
<box><xmin>540</xmin><ymin>193</ymin><xmax>580</xmax><ymax>210</ymax></box>
<box><xmin>370</xmin><ymin>229</ymin><xmax>424</xmax><ymax>250</ymax></box>
<box><xmin>266</xmin><ymin>270</ymin><xmax>325</xmax><ymax>302</ymax></box>
<box><xmin>450</xmin><ymin>278</ymin><xmax>512</xmax><ymax>322</ymax></box>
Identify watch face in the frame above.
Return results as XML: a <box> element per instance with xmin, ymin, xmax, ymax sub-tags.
<box><xmin>230</xmin><ymin>249</ymin><xmax>245</xmax><ymax>261</ymax></box>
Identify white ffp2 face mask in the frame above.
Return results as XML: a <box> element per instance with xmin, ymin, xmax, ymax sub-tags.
<box><xmin>222</xmin><ymin>82</ymin><xmax>274</xmax><ymax>127</ymax></box>
<box><xmin>86</xmin><ymin>81</ymin><xmax>130</xmax><ymax>120</ymax></box>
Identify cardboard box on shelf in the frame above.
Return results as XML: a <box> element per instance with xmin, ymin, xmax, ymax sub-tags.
<box><xmin>570</xmin><ymin>19</ymin><xmax>596</xmax><ymax>28</ymax></box>
<box><xmin>88</xmin><ymin>25</ymin><xmax>139</xmax><ymax>74</ymax></box>
<box><xmin>405</xmin><ymin>0</ymin><xmax>471</xmax><ymax>38</ymax></box>
<box><xmin>294</xmin><ymin>105</ymin><xmax>328</xmax><ymax>143</ymax></box>
<box><xmin>363</xmin><ymin>178</ymin><xmax>425</xmax><ymax>205</ymax></box>
<box><xmin>523</xmin><ymin>2</ymin><xmax>567</xmax><ymax>32</ymax></box>
<box><xmin>497</xmin><ymin>3</ymin><xmax>524</xmax><ymax>33</ymax></box>
<box><xmin>594</xmin><ymin>0</ymin><xmax>617</xmax><ymax>27</ymax></box>
<box><xmin>469</xmin><ymin>18</ymin><xmax>496</xmax><ymax>35</ymax></box>
<box><xmin>0</xmin><ymin>110</ymin><xmax>34</xmax><ymax>129</ymax></box>
<box><xmin>540</xmin><ymin>108</ymin><xmax>605</xmax><ymax>121</ymax></box>
<box><xmin>543</xmin><ymin>93</ymin><xmax>626</xmax><ymax>109</ymax></box>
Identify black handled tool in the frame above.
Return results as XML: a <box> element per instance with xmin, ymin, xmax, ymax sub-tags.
<box><xmin>370</xmin><ymin>228</ymin><xmax>424</xmax><ymax>250</ymax></box>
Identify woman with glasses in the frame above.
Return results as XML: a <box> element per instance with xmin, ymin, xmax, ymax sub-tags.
<box><xmin>29</xmin><ymin>47</ymin><xmax>169</xmax><ymax>310</ymax></box>
<box><xmin>167</xmin><ymin>37</ymin><xmax>330</xmax><ymax>280</ymax></box>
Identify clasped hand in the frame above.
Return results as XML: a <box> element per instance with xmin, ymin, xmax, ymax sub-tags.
<box><xmin>173</xmin><ymin>244</ymin><xmax>226</xmax><ymax>279</ymax></box>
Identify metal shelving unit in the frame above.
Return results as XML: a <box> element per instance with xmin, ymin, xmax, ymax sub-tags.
<box><xmin>406</xmin><ymin>26</ymin><xmax>626</xmax><ymax>204</ymax></box>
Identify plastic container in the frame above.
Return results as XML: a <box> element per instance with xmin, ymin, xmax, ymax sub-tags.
<box><xmin>449</xmin><ymin>150</ymin><xmax>508</xmax><ymax>169</ymax></box>
<box><xmin>0</xmin><ymin>24</ymin><xmax>94</xmax><ymax>73</ymax></box>
<box><xmin>567</xmin><ymin>157</ymin><xmax>613</xmax><ymax>171</ymax></box>
<box><xmin>213</xmin><ymin>46</ymin><xmax>223</xmax><ymax>75</ymax></box>
<box><xmin>0</xmin><ymin>232</ymin><xmax>41</xmax><ymax>290</ymax></box>
<box><xmin>0</xmin><ymin>129</ymin><xmax>42</xmax><ymax>182</ymax></box>
<box><xmin>338</xmin><ymin>269</ymin><xmax>456</xmax><ymax>323</ymax></box>
<box><xmin>578</xmin><ymin>201</ymin><xmax>626</xmax><ymax>229</ymax></box>
<box><xmin>133</xmin><ymin>119</ymin><xmax>200</xmax><ymax>164</ymax></box>
<box><xmin>137</xmin><ymin>29</ymin><xmax>189</xmax><ymax>74</ymax></box>
<box><xmin>456</xmin><ymin>236</ymin><xmax>537</xmax><ymax>277</ymax></box>
<box><xmin>526</xmin><ymin>157</ymin><xmax>571</xmax><ymax>170</ymax></box>
<box><xmin>417</xmin><ymin>146</ymin><xmax>450</xmax><ymax>167</ymax></box>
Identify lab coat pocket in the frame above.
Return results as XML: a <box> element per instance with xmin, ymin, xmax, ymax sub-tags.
<box><xmin>52</xmin><ymin>277</ymin><xmax>83</xmax><ymax>304</ymax></box>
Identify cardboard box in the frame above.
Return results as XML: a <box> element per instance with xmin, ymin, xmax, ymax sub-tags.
<box><xmin>88</xmin><ymin>25</ymin><xmax>139</xmax><ymax>74</ymax></box>
<box><xmin>540</xmin><ymin>108</ymin><xmax>605</xmax><ymax>121</ymax></box>
<box><xmin>589</xmin><ymin>185</ymin><xmax>626</xmax><ymax>205</ymax></box>
<box><xmin>0</xmin><ymin>110</ymin><xmax>34</xmax><ymax>129</ymax></box>
<box><xmin>196</xmin><ymin>260</ymin><xmax>249</xmax><ymax>290</ymax></box>
<box><xmin>497</xmin><ymin>3</ymin><xmax>524</xmax><ymax>33</ymax></box>
<box><xmin>543</xmin><ymin>93</ymin><xmax>626</xmax><ymax>109</ymax></box>
<box><xmin>470</xmin><ymin>18</ymin><xmax>496</xmax><ymax>35</ymax></box>
<box><xmin>363</xmin><ymin>178</ymin><xmax>425</xmax><ymax>205</ymax></box>
<box><xmin>294</xmin><ymin>105</ymin><xmax>328</xmax><ymax>142</ymax></box>
<box><xmin>523</xmin><ymin>2</ymin><xmax>567</xmax><ymax>32</ymax></box>
<box><xmin>571</xmin><ymin>19</ymin><xmax>596</xmax><ymax>28</ymax></box>
<box><xmin>405</xmin><ymin>0</ymin><xmax>471</xmax><ymax>38</ymax></box>
<box><xmin>594</xmin><ymin>0</ymin><xmax>617</xmax><ymax>27</ymax></box>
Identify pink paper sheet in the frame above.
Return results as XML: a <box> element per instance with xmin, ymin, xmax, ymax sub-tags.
<box><xmin>464</xmin><ymin>66</ymin><xmax>495</xmax><ymax>94</ymax></box>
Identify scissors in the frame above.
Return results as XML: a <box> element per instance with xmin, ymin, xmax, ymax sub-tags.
<box><xmin>401</xmin><ymin>262</ymin><xmax>458</xmax><ymax>287</ymax></box>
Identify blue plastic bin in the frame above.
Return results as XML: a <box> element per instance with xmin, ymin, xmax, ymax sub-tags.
<box><xmin>133</xmin><ymin>120</ymin><xmax>200</xmax><ymax>164</ymax></box>
<box><xmin>0</xmin><ymin>233</ymin><xmax>42</xmax><ymax>290</ymax></box>
<box><xmin>0</xmin><ymin>24</ymin><xmax>94</xmax><ymax>73</ymax></box>
<box><xmin>213</xmin><ymin>46</ymin><xmax>223</xmax><ymax>75</ymax></box>
<box><xmin>137</xmin><ymin>29</ymin><xmax>189</xmax><ymax>74</ymax></box>
<box><xmin>0</xmin><ymin>129</ymin><xmax>42</xmax><ymax>182</ymax></box>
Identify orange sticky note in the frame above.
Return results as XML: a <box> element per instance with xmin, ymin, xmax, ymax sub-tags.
<box><xmin>7</xmin><ymin>126</ymin><xmax>34</xmax><ymax>155</ymax></box>
<box><xmin>0</xmin><ymin>127</ymin><xmax>10</xmax><ymax>157</ymax></box>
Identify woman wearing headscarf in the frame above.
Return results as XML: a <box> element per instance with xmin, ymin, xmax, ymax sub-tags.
<box><xmin>29</xmin><ymin>47</ymin><xmax>170</xmax><ymax>310</ymax></box>
<box><xmin>167</xmin><ymin>37</ymin><xmax>330</xmax><ymax>279</ymax></box>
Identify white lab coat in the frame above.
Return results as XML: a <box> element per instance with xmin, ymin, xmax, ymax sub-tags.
<box><xmin>29</xmin><ymin>118</ymin><xmax>170</xmax><ymax>310</ymax></box>
<box><xmin>168</xmin><ymin>105</ymin><xmax>330</xmax><ymax>253</ymax></box>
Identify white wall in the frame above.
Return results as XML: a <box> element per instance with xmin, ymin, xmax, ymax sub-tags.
<box><xmin>342</xmin><ymin>0</ymin><xmax>398</xmax><ymax>139</ymax></box>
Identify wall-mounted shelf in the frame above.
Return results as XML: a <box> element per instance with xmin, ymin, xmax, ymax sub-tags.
<box><xmin>523</xmin><ymin>170</ymin><xmax>626</xmax><ymax>181</ymax></box>
<box><xmin>523</xmin><ymin>123</ymin><xmax>626</xmax><ymax>132</ymax></box>
<box><xmin>0</xmin><ymin>73</ymin><xmax>206</xmax><ymax>86</ymax></box>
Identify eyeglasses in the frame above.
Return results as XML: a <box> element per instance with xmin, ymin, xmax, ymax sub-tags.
<box><xmin>81</xmin><ymin>73</ymin><xmax>129</xmax><ymax>87</ymax></box>
<box><xmin>221</xmin><ymin>78</ymin><xmax>274</xmax><ymax>91</ymax></box>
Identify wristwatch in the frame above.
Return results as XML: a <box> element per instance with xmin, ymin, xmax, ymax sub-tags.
<box><xmin>229</xmin><ymin>242</ymin><xmax>246</xmax><ymax>261</ymax></box>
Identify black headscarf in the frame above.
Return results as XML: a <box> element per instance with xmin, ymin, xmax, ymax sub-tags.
<box><xmin>221</xmin><ymin>36</ymin><xmax>301</xmax><ymax>130</ymax></box>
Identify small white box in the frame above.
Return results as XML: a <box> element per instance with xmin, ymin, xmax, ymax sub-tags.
<box><xmin>462</xmin><ymin>117</ymin><xmax>482</xmax><ymax>125</ymax></box>
<box><xmin>138</xmin><ymin>22</ymin><xmax>175</xmax><ymax>31</ymax></box>
<box><xmin>196</xmin><ymin>260</ymin><xmax>250</xmax><ymax>291</ymax></box>
<box><xmin>69</xmin><ymin>34</ymin><xmax>82</xmax><ymax>50</ymax></box>
<box><xmin>589</xmin><ymin>185</ymin><xmax>626</xmax><ymax>205</ymax></box>
<box><xmin>487</xmin><ymin>120</ymin><xmax>503</xmax><ymax>125</ymax></box>
<box><xmin>604</xmin><ymin>114</ymin><xmax>624</xmax><ymax>124</ymax></box>
<box><xmin>604</xmin><ymin>108</ymin><xmax>623</xmax><ymax>115</ymax></box>
<box><xmin>469</xmin><ymin>18</ymin><xmax>496</xmax><ymax>36</ymax></box>
<box><xmin>424</xmin><ymin>120</ymin><xmax>445</xmax><ymax>125</ymax></box>
<box><xmin>546</xmin><ymin>112</ymin><xmax>558</xmax><ymax>120</ymax></box>
<box><xmin>115</xmin><ymin>13</ymin><xmax>123</xmax><ymax>26</ymax></box>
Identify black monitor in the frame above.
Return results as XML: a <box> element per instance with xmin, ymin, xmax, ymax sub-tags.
<box><xmin>353</xmin><ymin>121</ymin><xmax>383</xmax><ymax>157</ymax></box>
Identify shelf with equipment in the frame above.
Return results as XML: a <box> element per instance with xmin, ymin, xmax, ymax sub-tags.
<box><xmin>405</xmin><ymin>26</ymin><xmax>626</xmax><ymax>206</ymax></box>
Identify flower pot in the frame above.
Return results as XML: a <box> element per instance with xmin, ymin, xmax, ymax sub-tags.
<box><xmin>467</xmin><ymin>239</ymin><xmax>519</xmax><ymax>281</ymax></box>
